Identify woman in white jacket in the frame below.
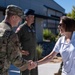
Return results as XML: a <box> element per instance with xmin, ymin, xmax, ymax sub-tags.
<box><xmin>35</xmin><ymin>16</ymin><xmax>75</xmax><ymax>75</ymax></box>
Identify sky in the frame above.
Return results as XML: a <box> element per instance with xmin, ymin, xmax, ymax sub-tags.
<box><xmin>54</xmin><ymin>0</ymin><xmax>75</xmax><ymax>13</ymax></box>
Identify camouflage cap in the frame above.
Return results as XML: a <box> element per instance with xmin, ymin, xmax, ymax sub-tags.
<box><xmin>6</xmin><ymin>5</ymin><xmax>24</xmax><ymax>19</ymax></box>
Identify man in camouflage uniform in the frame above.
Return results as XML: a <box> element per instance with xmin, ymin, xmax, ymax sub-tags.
<box><xmin>0</xmin><ymin>5</ymin><xmax>35</xmax><ymax>75</ymax></box>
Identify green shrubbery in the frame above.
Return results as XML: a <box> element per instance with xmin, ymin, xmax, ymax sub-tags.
<box><xmin>36</xmin><ymin>29</ymin><xmax>59</xmax><ymax>59</ymax></box>
<box><xmin>43</xmin><ymin>29</ymin><xmax>56</xmax><ymax>42</ymax></box>
<box><xmin>43</xmin><ymin>29</ymin><xmax>52</xmax><ymax>40</ymax></box>
<box><xmin>36</xmin><ymin>44</ymin><xmax>43</xmax><ymax>59</ymax></box>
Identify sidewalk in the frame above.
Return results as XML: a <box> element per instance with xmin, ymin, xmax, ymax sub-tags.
<box><xmin>38</xmin><ymin>62</ymin><xmax>61</xmax><ymax>75</ymax></box>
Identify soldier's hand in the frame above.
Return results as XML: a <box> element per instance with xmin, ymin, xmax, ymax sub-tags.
<box><xmin>21</xmin><ymin>50</ymin><xmax>29</xmax><ymax>56</ymax></box>
<box><xmin>28</xmin><ymin>60</ymin><xmax>36</xmax><ymax>70</ymax></box>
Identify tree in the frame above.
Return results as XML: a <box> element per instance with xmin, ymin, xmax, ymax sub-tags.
<box><xmin>71</xmin><ymin>6</ymin><xmax>75</xmax><ymax>19</ymax></box>
<box><xmin>67</xmin><ymin>13</ymin><xmax>71</xmax><ymax>17</ymax></box>
<box><xmin>67</xmin><ymin>6</ymin><xmax>75</xmax><ymax>20</ymax></box>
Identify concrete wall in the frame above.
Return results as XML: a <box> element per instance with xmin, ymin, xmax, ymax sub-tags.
<box><xmin>35</xmin><ymin>18</ymin><xmax>43</xmax><ymax>42</ymax></box>
<box><xmin>0</xmin><ymin>11</ymin><xmax>4</xmax><ymax>22</ymax></box>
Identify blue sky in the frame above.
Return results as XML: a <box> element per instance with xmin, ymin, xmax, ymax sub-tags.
<box><xmin>54</xmin><ymin>0</ymin><xmax>75</xmax><ymax>13</ymax></box>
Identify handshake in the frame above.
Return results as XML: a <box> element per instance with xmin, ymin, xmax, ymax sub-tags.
<box><xmin>27</xmin><ymin>60</ymin><xmax>38</xmax><ymax>70</ymax></box>
<box><xmin>20</xmin><ymin>60</ymin><xmax>38</xmax><ymax>71</ymax></box>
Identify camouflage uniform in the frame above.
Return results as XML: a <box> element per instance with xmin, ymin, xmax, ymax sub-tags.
<box><xmin>0</xmin><ymin>21</ymin><xmax>28</xmax><ymax>75</ymax></box>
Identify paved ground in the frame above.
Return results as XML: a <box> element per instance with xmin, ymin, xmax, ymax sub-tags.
<box><xmin>9</xmin><ymin>62</ymin><xmax>61</xmax><ymax>75</ymax></box>
<box><xmin>38</xmin><ymin>62</ymin><xmax>61</xmax><ymax>75</ymax></box>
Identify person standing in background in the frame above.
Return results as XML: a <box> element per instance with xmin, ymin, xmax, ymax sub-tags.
<box><xmin>16</xmin><ymin>9</ymin><xmax>38</xmax><ymax>75</ymax></box>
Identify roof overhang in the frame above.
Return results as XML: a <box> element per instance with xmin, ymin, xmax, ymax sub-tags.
<box><xmin>35</xmin><ymin>14</ymin><xmax>60</xmax><ymax>21</ymax></box>
<box><xmin>0</xmin><ymin>6</ymin><xmax>6</xmax><ymax>11</ymax></box>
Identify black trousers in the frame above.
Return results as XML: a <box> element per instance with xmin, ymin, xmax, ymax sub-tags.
<box><xmin>21</xmin><ymin>49</ymin><xmax>38</xmax><ymax>75</ymax></box>
<box><xmin>21</xmin><ymin>67</ymin><xmax>38</xmax><ymax>75</ymax></box>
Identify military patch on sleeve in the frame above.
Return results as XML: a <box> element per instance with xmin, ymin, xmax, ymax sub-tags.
<box><xmin>15</xmin><ymin>27</ymin><xmax>21</xmax><ymax>33</ymax></box>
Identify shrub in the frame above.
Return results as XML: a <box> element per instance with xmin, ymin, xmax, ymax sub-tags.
<box><xmin>49</xmin><ymin>33</ymin><xmax>56</xmax><ymax>42</ymax></box>
<box><xmin>55</xmin><ymin>33</ymin><xmax>61</xmax><ymax>41</ymax></box>
<box><xmin>43</xmin><ymin>29</ymin><xmax>56</xmax><ymax>42</ymax></box>
<box><xmin>36</xmin><ymin>44</ymin><xmax>43</xmax><ymax>59</ymax></box>
<box><xmin>43</xmin><ymin>29</ymin><xmax>51</xmax><ymax>40</ymax></box>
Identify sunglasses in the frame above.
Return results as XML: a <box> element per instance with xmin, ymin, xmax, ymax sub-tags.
<box><xmin>58</xmin><ymin>23</ymin><xmax>63</xmax><ymax>26</ymax></box>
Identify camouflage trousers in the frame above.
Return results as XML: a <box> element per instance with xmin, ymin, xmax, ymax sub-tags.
<box><xmin>0</xmin><ymin>71</ymin><xmax>8</xmax><ymax>75</ymax></box>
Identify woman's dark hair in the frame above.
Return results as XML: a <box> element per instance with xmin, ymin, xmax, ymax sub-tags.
<box><xmin>60</xmin><ymin>16</ymin><xmax>75</xmax><ymax>32</ymax></box>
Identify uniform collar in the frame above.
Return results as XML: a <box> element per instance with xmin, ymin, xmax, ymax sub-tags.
<box><xmin>5</xmin><ymin>22</ymin><xmax>12</xmax><ymax>29</ymax></box>
<box><xmin>26</xmin><ymin>24</ymin><xmax>33</xmax><ymax>29</ymax></box>
<box><xmin>2</xmin><ymin>20</ymin><xmax>12</xmax><ymax>29</ymax></box>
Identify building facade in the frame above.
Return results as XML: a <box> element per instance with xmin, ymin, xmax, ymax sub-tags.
<box><xmin>0</xmin><ymin>0</ymin><xmax>65</xmax><ymax>42</ymax></box>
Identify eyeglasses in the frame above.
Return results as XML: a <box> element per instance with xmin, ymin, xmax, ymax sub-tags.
<box><xmin>58</xmin><ymin>23</ymin><xmax>63</xmax><ymax>26</ymax></box>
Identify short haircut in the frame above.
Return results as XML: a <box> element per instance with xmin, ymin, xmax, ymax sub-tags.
<box><xmin>60</xmin><ymin>16</ymin><xmax>75</xmax><ymax>32</ymax></box>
